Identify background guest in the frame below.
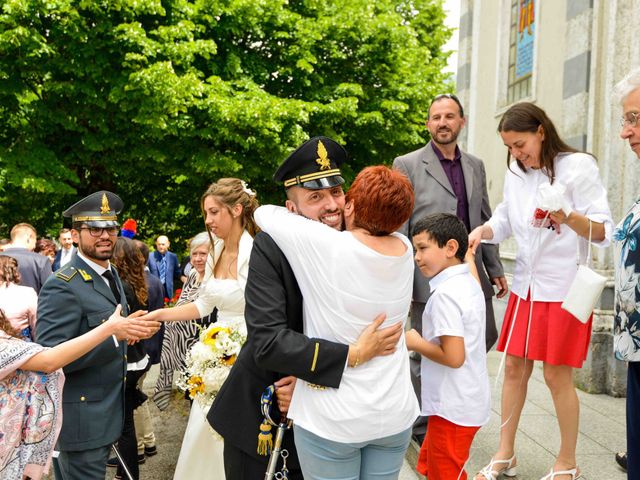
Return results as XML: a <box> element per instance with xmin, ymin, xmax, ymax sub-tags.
<box><xmin>109</xmin><ymin>237</ymin><xmax>151</xmax><ymax>480</ymax></box>
<box><xmin>2</xmin><ymin>223</ymin><xmax>52</xmax><ymax>294</ymax></box>
<box><xmin>53</xmin><ymin>228</ymin><xmax>76</xmax><ymax>271</ymax></box>
<box><xmin>35</xmin><ymin>238</ymin><xmax>57</xmax><ymax>265</ymax></box>
<box><xmin>132</xmin><ymin>238</ymin><xmax>164</xmax><ymax>463</ymax></box>
<box><xmin>0</xmin><ymin>256</ymin><xmax>37</xmax><ymax>340</ymax></box>
<box><xmin>147</xmin><ymin>234</ymin><xmax>180</xmax><ymax>298</ymax></box>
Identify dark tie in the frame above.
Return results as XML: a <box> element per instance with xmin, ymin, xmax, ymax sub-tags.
<box><xmin>158</xmin><ymin>254</ymin><xmax>167</xmax><ymax>285</ymax></box>
<box><xmin>102</xmin><ymin>269</ymin><xmax>121</xmax><ymax>304</ymax></box>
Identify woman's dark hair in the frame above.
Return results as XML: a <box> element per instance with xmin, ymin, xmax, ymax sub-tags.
<box><xmin>345</xmin><ymin>165</ymin><xmax>415</xmax><ymax>236</ymax></box>
<box><xmin>0</xmin><ymin>255</ymin><xmax>21</xmax><ymax>285</ymax></box>
<box><xmin>112</xmin><ymin>237</ymin><xmax>148</xmax><ymax>305</ymax></box>
<box><xmin>498</xmin><ymin>102</ymin><xmax>577</xmax><ymax>183</ymax></box>
<box><xmin>35</xmin><ymin>238</ymin><xmax>57</xmax><ymax>258</ymax></box>
<box><xmin>0</xmin><ymin>308</ymin><xmax>19</xmax><ymax>338</ymax></box>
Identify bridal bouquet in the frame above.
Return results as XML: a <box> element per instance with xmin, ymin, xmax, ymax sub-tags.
<box><xmin>178</xmin><ymin>323</ymin><xmax>246</xmax><ymax>407</ymax></box>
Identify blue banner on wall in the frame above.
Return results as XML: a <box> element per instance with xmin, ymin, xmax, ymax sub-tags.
<box><xmin>516</xmin><ymin>0</ymin><xmax>535</xmax><ymax>79</ymax></box>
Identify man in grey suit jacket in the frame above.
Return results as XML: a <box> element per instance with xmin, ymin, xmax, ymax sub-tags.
<box><xmin>393</xmin><ymin>93</ymin><xmax>507</xmax><ymax>441</ymax></box>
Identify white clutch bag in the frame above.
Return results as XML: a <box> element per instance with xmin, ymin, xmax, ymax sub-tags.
<box><xmin>561</xmin><ymin>220</ymin><xmax>607</xmax><ymax>323</ymax></box>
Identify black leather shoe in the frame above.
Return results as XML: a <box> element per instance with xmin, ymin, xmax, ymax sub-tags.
<box><xmin>144</xmin><ymin>445</ymin><xmax>158</xmax><ymax>457</ymax></box>
<box><xmin>615</xmin><ymin>451</ymin><xmax>628</xmax><ymax>471</ymax></box>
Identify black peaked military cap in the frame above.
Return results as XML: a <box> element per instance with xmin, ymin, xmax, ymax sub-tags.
<box><xmin>273</xmin><ymin>136</ymin><xmax>347</xmax><ymax>190</ymax></box>
<box><xmin>63</xmin><ymin>191</ymin><xmax>123</xmax><ymax>228</ymax></box>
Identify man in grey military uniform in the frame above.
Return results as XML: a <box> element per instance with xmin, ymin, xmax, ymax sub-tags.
<box><xmin>36</xmin><ymin>191</ymin><xmax>158</xmax><ymax>480</ymax></box>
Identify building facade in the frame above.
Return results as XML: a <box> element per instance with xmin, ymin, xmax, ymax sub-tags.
<box><xmin>456</xmin><ymin>0</ymin><xmax>640</xmax><ymax>394</ymax></box>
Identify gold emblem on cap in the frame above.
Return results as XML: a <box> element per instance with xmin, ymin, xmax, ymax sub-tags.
<box><xmin>316</xmin><ymin>140</ymin><xmax>331</xmax><ymax>171</ymax></box>
<box><xmin>100</xmin><ymin>193</ymin><xmax>110</xmax><ymax>215</ymax></box>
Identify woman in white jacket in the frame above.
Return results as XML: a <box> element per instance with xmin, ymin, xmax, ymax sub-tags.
<box><xmin>469</xmin><ymin>103</ymin><xmax>613</xmax><ymax>480</ymax></box>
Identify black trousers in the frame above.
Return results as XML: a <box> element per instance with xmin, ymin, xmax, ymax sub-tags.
<box><xmin>628</xmin><ymin>362</ymin><xmax>640</xmax><ymax>478</ymax></box>
<box><xmin>223</xmin><ymin>439</ymin><xmax>302</xmax><ymax>480</ymax></box>
<box><xmin>116</xmin><ymin>369</ymin><xmax>146</xmax><ymax>480</ymax></box>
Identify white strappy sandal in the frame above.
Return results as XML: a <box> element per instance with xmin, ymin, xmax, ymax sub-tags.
<box><xmin>476</xmin><ymin>455</ymin><xmax>517</xmax><ymax>480</ymax></box>
<box><xmin>539</xmin><ymin>467</ymin><xmax>582</xmax><ymax>479</ymax></box>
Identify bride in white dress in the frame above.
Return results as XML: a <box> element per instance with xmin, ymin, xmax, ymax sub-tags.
<box><xmin>141</xmin><ymin>178</ymin><xmax>258</xmax><ymax>479</ymax></box>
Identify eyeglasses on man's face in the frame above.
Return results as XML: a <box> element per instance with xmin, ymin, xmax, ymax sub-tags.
<box><xmin>80</xmin><ymin>227</ymin><xmax>119</xmax><ymax>237</ymax></box>
<box><xmin>620</xmin><ymin>112</ymin><xmax>640</xmax><ymax>128</ymax></box>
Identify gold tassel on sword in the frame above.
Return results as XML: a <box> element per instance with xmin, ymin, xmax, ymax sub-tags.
<box><xmin>258</xmin><ymin>384</ymin><xmax>293</xmax><ymax>479</ymax></box>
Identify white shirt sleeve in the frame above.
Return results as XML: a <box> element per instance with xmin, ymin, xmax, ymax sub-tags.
<box><xmin>562</xmin><ymin>154</ymin><xmax>613</xmax><ymax>247</ymax></box>
<box><xmin>485</xmin><ymin>169</ymin><xmax>513</xmax><ymax>244</ymax></box>
<box><xmin>425</xmin><ymin>292</ymin><xmax>465</xmax><ymax>340</ymax></box>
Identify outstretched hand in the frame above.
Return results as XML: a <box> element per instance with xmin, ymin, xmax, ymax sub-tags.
<box><xmin>356</xmin><ymin>313</ymin><xmax>402</xmax><ymax>364</ymax></box>
<box><xmin>110</xmin><ymin>306</ymin><xmax>160</xmax><ymax>341</ymax></box>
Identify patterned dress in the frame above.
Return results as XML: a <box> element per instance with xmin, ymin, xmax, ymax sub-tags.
<box><xmin>0</xmin><ymin>334</ymin><xmax>64</xmax><ymax>480</ymax></box>
<box><xmin>614</xmin><ymin>199</ymin><xmax>640</xmax><ymax>362</ymax></box>
<box><xmin>153</xmin><ymin>270</ymin><xmax>215</xmax><ymax>410</ymax></box>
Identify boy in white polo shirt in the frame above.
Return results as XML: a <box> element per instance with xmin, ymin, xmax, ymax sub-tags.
<box><xmin>406</xmin><ymin>213</ymin><xmax>491</xmax><ymax>480</ymax></box>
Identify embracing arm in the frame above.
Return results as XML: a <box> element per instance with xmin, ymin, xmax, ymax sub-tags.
<box><xmin>247</xmin><ymin>234</ymin><xmax>401</xmax><ymax>388</ymax></box>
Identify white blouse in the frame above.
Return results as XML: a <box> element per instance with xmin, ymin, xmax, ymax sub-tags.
<box><xmin>255</xmin><ymin>205</ymin><xmax>419</xmax><ymax>444</ymax></box>
<box><xmin>485</xmin><ymin>152</ymin><xmax>613</xmax><ymax>302</ymax></box>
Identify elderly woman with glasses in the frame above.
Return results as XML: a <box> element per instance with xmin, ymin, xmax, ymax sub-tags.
<box><xmin>611</xmin><ymin>67</ymin><xmax>640</xmax><ymax>478</ymax></box>
<box><xmin>153</xmin><ymin>231</ymin><xmax>217</xmax><ymax>410</ymax></box>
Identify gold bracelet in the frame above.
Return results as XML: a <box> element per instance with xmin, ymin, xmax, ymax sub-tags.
<box><xmin>352</xmin><ymin>346</ymin><xmax>360</xmax><ymax>368</ymax></box>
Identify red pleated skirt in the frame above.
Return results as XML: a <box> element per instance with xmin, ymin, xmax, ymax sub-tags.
<box><xmin>496</xmin><ymin>292</ymin><xmax>592</xmax><ymax>368</ymax></box>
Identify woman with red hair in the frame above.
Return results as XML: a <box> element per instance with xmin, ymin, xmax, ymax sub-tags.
<box><xmin>255</xmin><ymin>165</ymin><xmax>419</xmax><ymax>479</ymax></box>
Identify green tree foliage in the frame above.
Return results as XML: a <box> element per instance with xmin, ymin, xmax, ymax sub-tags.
<box><xmin>0</xmin><ymin>0</ymin><xmax>452</xmax><ymax>250</ymax></box>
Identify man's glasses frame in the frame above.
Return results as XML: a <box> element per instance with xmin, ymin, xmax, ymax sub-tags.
<box><xmin>79</xmin><ymin>227</ymin><xmax>119</xmax><ymax>237</ymax></box>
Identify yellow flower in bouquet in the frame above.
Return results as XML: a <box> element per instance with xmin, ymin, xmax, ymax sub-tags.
<box><xmin>178</xmin><ymin>322</ymin><xmax>246</xmax><ymax>407</ymax></box>
<box><xmin>202</xmin><ymin>326</ymin><xmax>231</xmax><ymax>347</ymax></box>
<box><xmin>187</xmin><ymin>376</ymin><xmax>205</xmax><ymax>397</ymax></box>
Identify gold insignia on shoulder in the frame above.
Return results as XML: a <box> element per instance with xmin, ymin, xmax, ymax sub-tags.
<box><xmin>78</xmin><ymin>269</ymin><xmax>93</xmax><ymax>281</ymax></box>
<box><xmin>315</xmin><ymin>140</ymin><xmax>331</xmax><ymax>171</ymax></box>
<box><xmin>55</xmin><ymin>269</ymin><xmax>78</xmax><ymax>282</ymax></box>
<box><xmin>100</xmin><ymin>193</ymin><xmax>110</xmax><ymax>214</ymax></box>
